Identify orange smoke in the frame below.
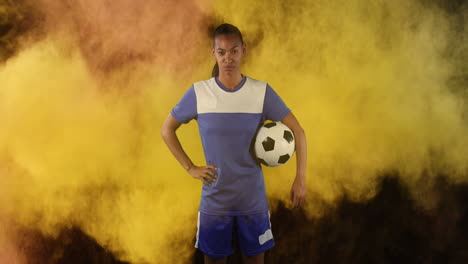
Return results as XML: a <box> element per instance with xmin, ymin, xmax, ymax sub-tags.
<box><xmin>30</xmin><ymin>0</ymin><xmax>213</xmax><ymax>74</ymax></box>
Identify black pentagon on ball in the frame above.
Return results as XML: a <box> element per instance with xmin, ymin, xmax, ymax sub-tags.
<box><xmin>262</xmin><ymin>137</ymin><xmax>275</xmax><ymax>151</ymax></box>
<box><xmin>257</xmin><ymin>158</ymin><xmax>268</xmax><ymax>166</ymax></box>
<box><xmin>283</xmin><ymin>130</ymin><xmax>294</xmax><ymax>143</ymax></box>
<box><xmin>263</xmin><ymin>122</ymin><xmax>277</xmax><ymax>128</ymax></box>
<box><xmin>278</xmin><ymin>154</ymin><xmax>290</xmax><ymax>164</ymax></box>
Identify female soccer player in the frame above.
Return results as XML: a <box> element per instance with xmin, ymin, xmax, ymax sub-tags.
<box><xmin>161</xmin><ymin>24</ymin><xmax>307</xmax><ymax>264</ymax></box>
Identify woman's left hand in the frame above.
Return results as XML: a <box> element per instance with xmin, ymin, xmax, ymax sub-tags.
<box><xmin>290</xmin><ymin>177</ymin><xmax>307</xmax><ymax>208</ymax></box>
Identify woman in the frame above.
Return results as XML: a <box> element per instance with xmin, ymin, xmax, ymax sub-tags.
<box><xmin>161</xmin><ymin>23</ymin><xmax>307</xmax><ymax>264</ymax></box>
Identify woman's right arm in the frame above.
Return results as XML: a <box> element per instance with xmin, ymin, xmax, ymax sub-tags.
<box><xmin>160</xmin><ymin>114</ymin><xmax>218</xmax><ymax>186</ymax></box>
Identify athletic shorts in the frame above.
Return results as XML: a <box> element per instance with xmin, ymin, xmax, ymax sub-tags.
<box><xmin>194</xmin><ymin>210</ymin><xmax>275</xmax><ymax>259</ymax></box>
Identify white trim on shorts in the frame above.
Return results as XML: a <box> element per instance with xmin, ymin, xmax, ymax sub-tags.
<box><xmin>195</xmin><ymin>211</ymin><xmax>200</xmax><ymax>248</ymax></box>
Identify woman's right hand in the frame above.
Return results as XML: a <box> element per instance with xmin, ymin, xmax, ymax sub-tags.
<box><xmin>187</xmin><ymin>165</ymin><xmax>218</xmax><ymax>186</ymax></box>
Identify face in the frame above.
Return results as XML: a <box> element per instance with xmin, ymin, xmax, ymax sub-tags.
<box><xmin>212</xmin><ymin>34</ymin><xmax>246</xmax><ymax>74</ymax></box>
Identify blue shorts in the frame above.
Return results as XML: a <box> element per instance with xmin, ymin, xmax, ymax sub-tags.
<box><xmin>194</xmin><ymin>211</ymin><xmax>275</xmax><ymax>259</ymax></box>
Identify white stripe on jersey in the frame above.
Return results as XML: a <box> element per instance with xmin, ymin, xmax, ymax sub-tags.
<box><xmin>194</xmin><ymin>77</ymin><xmax>267</xmax><ymax>114</ymax></box>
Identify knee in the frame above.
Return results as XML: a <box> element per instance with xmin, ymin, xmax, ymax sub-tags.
<box><xmin>204</xmin><ymin>255</ymin><xmax>227</xmax><ymax>264</ymax></box>
<box><xmin>242</xmin><ymin>252</ymin><xmax>264</xmax><ymax>264</ymax></box>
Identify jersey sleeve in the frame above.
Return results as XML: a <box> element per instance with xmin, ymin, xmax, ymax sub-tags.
<box><xmin>170</xmin><ymin>85</ymin><xmax>198</xmax><ymax>124</ymax></box>
<box><xmin>263</xmin><ymin>84</ymin><xmax>291</xmax><ymax>121</ymax></box>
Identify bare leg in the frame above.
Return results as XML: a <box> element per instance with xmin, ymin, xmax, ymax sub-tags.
<box><xmin>242</xmin><ymin>253</ymin><xmax>264</xmax><ymax>264</ymax></box>
<box><xmin>204</xmin><ymin>255</ymin><xmax>227</xmax><ymax>264</ymax></box>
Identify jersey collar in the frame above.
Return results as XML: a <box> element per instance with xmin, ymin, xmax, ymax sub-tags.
<box><xmin>214</xmin><ymin>74</ymin><xmax>247</xmax><ymax>93</ymax></box>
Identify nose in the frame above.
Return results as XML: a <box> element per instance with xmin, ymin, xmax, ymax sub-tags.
<box><xmin>225</xmin><ymin>53</ymin><xmax>233</xmax><ymax>62</ymax></box>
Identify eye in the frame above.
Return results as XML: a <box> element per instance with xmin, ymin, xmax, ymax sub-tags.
<box><xmin>232</xmin><ymin>50</ymin><xmax>238</xmax><ymax>54</ymax></box>
<box><xmin>218</xmin><ymin>51</ymin><xmax>225</xmax><ymax>56</ymax></box>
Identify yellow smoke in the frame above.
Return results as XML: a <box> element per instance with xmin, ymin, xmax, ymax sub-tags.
<box><xmin>0</xmin><ymin>35</ymin><xmax>213</xmax><ymax>262</ymax></box>
<box><xmin>213</xmin><ymin>0</ymin><xmax>468</xmax><ymax>210</ymax></box>
<box><xmin>0</xmin><ymin>0</ymin><xmax>467</xmax><ymax>263</ymax></box>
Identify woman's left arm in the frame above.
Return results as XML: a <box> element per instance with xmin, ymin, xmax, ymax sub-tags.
<box><xmin>281</xmin><ymin>112</ymin><xmax>307</xmax><ymax>208</ymax></box>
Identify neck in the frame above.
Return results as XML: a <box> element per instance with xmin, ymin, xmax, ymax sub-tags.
<box><xmin>218</xmin><ymin>71</ymin><xmax>243</xmax><ymax>90</ymax></box>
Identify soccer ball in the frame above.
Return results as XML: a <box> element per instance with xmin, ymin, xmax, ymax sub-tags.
<box><xmin>253</xmin><ymin>121</ymin><xmax>295</xmax><ymax>167</ymax></box>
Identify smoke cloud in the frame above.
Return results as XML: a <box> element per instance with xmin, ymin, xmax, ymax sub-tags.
<box><xmin>0</xmin><ymin>0</ymin><xmax>467</xmax><ymax>263</ymax></box>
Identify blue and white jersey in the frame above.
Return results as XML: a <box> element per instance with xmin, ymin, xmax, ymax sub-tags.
<box><xmin>171</xmin><ymin>75</ymin><xmax>291</xmax><ymax>216</ymax></box>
